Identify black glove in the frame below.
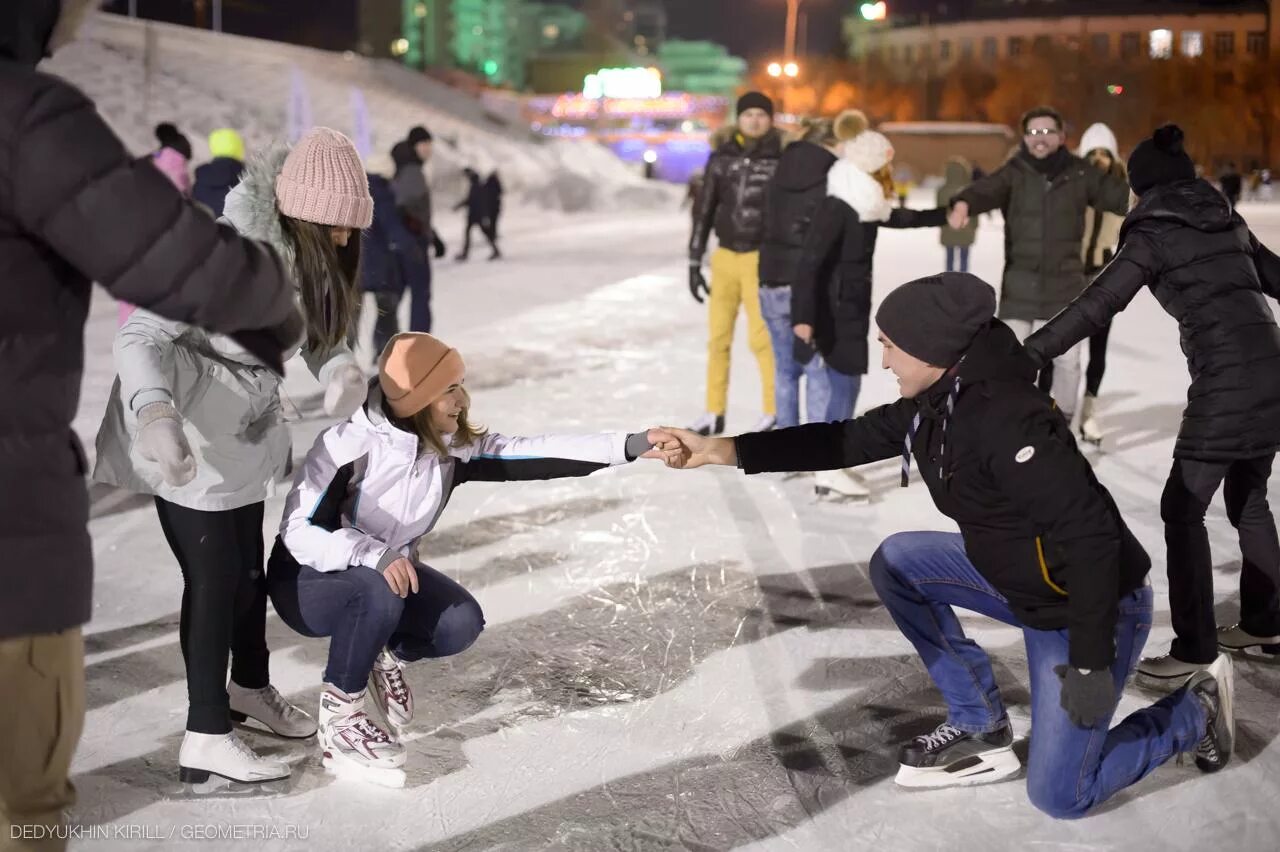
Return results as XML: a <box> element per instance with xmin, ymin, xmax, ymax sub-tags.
<box><xmin>433</xmin><ymin>233</ymin><xmax>447</xmax><ymax>259</ymax></box>
<box><xmin>793</xmin><ymin>333</ymin><xmax>818</xmax><ymax>365</ymax></box>
<box><xmin>230</xmin><ymin>306</ymin><xmax>305</xmax><ymax>377</ymax></box>
<box><xmin>689</xmin><ymin>266</ymin><xmax>709</xmax><ymax>303</ymax></box>
<box><xmin>1054</xmin><ymin>664</ymin><xmax>1115</xmax><ymax>729</ymax></box>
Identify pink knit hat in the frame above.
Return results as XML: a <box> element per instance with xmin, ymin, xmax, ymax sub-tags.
<box><xmin>275</xmin><ymin>128</ymin><xmax>373</xmax><ymax>229</ymax></box>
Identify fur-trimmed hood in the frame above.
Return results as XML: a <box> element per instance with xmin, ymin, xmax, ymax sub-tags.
<box><xmin>222</xmin><ymin>143</ymin><xmax>292</xmax><ymax>267</ymax></box>
<box><xmin>826</xmin><ymin>159</ymin><xmax>892</xmax><ymax>222</ymax></box>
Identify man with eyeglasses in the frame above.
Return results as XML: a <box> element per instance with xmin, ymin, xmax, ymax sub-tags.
<box><xmin>947</xmin><ymin>106</ymin><xmax>1130</xmax><ymax>427</ymax></box>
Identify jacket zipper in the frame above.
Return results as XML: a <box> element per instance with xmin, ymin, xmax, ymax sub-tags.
<box><xmin>1035</xmin><ymin>535</ymin><xmax>1068</xmax><ymax>596</ymax></box>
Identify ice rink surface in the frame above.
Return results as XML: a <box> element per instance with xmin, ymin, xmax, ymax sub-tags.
<box><xmin>69</xmin><ymin>200</ymin><xmax>1280</xmax><ymax>850</ymax></box>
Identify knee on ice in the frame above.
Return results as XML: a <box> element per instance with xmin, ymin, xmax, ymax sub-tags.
<box><xmin>1026</xmin><ymin>776</ymin><xmax>1096</xmax><ymax>820</ymax></box>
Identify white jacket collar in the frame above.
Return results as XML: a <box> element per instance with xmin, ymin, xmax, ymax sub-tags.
<box><xmin>826</xmin><ymin>159</ymin><xmax>893</xmax><ymax>223</ymax></box>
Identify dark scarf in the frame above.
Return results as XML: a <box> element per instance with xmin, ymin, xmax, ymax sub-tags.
<box><xmin>1021</xmin><ymin>145</ymin><xmax>1071</xmax><ymax>179</ymax></box>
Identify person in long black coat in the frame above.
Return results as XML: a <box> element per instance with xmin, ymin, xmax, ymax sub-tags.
<box><xmin>792</xmin><ymin>127</ymin><xmax>946</xmax><ymax>423</ymax></box>
<box><xmin>455</xmin><ymin>168</ymin><xmax>500</xmax><ymax>260</ymax></box>
<box><xmin>1026</xmin><ymin>125</ymin><xmax>1280</xmax><ymax>678</ymax></box>
<box><xmin>757</xmin><ymin>115</ymin><xmax>840</xmax><ymax>429</ymax></box>
<box><xmin>0</xmin><ymin>2</ymin><xmax>299</xmax><ymax>842</ymax></box>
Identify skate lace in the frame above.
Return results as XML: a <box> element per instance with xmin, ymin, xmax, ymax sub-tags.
<box><xmin>917</xmin><ymin>723</ymin><xmax>965</xmax><ymax>751</ymax></box>
<box><xmin>382</xmin><ymin>666</ymin><xmax>410</xmax><ymax>707</ymax></box>
<box><xmin>224</xmin><ymin>733</ymin><xmax>263</xmax><ymax>764</ymax></box>
<box><xmin>349</xmin><ymin>712</ymin><xmax>392</xmax><ymax>744</ymax></box>
<box><xmin>262</xmin><ymin>686</ymin><xmax>299</xmax><ymax>720</ymax></box>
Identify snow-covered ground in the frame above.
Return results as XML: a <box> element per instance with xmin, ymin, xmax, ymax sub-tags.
<box><xmin>44</xmin><ymin>13</ymin><xmax>675</xmax><ymax>213</ymax></box>
<box><xmin>68</xmin><ymin>198</ymin><xmax>1280</xmax><ymax>851</ymax></box>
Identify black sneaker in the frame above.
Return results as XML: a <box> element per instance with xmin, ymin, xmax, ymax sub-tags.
<box><xmin>895</xmin><ymin>722</ymin><xmax>1020</xmax><ymax>789</ymax></box>
<box><xmin>1186</xmin><ymin>654</ymin><xmax>1234</xmax><ymax>773</ymax></box>
<box><xmin>688</xmin><ymin>413</ymin><xmax>725</xmax><ymax>437</ymax></box>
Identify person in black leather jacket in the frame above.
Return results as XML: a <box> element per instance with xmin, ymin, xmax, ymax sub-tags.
<box><xmin>1026</xmin><ymin>124</ymin><xmax>1280</xmax><ymax>680</ymax></box>
<box><xmin>686</xmin><ymin>92</ymin><xmax>782</xmax><ymax>437</ymax></box>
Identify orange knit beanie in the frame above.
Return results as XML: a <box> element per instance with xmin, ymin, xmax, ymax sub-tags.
<box><xmin>378</xmin><ymin>333</ymin><xmax>466</xmax><ymax>418</ymax></box>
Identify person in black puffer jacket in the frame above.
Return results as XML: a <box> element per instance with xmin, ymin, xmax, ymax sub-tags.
<box><xmin>758</xmin><ymin>115</ymin><xmax>839</xmax><ymax>430</ymax></box>
<box><xmin>0</xmin><ymin>2</ymin><xmax>300</xmax><ymax>845</ymax></box>
<box><xmin>1026</xmin><ymin>124</ymin><xmax>1280</xmax><ymax>677</ymax></box>
<box><xmin>687</xmin><ymin>92</ymin><xmax>782</xmax><ymax>437</ymax></box>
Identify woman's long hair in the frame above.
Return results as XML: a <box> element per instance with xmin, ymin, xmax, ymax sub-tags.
<box><xmin>872</xmin><ymin>164</ymin><xmax>896</xmax><ymax>200</ymax></box>
<box><xmin>279</xmin><ymin>214</ymin><xmax>362</xmax><ymax>352</ymax></box>
<box><xmin>386</xmin><ymin>388</ymin><xmax>487</xmax><ymax>458</ymax></box>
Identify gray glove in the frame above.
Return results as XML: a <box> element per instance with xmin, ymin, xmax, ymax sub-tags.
<box><xmin>324</xmin><ymin>364</ymin><xmax>368</xmax><ymax>418</ymax></box>
<box><xmin>136</xmin><ymin>403</ymin><xmax>196</xmax><ymax>486</ymax></box>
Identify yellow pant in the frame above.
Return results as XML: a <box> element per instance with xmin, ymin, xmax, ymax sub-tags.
<box><xmin>706</xmin><ymin>248</ymin><xmax>775</xmax><ymax>415</ymax></box>
<box><xmin>0</xmin><ymin>630</ymin><xmax>84</xmax><ymax>852</ymax></box>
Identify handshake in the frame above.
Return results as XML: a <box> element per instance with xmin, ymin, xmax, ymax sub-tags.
<box><xmin>636</xmin><ymin>427</ymin><xmax>738</xmax><ymax>470</ymax></box>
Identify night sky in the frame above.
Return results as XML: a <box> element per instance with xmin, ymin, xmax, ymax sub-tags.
<box><xmin>101</xmin><ymin>0</ymin><xmax>849</xmax><ymax>62</ymax></box>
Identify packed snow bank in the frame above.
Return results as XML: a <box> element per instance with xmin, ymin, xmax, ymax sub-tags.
<box><xmin>43</xmin><ymin>13</ymin><xmax>677</xmax><ymax>213</ymax></box>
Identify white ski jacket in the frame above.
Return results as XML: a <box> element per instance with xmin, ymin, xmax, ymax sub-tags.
<box><xmin>279</xmin><ymin>387</ymin><xmax>632</xmax><ymax>573</ymax></box>
<box><xmin>93</xmin><ymin>144</ymin><xmax>360</xmax><ymax>511</ymax></box>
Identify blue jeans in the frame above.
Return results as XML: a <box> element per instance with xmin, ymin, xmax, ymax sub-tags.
<box><xmin>945</xmin><ymin>245</ymin><xmax>970</xmax><ymax>272</ymax></box>
<box><xmin>267</xmin><ymin>540</ymin><xmax>484</xmax><ymax>695</ymax></box>
<box><xmin>869</xmin><ymin>531</ymin><xmax>1207</xmax><ymax>819</ymax></box>
<box><xmin>759</xmin><ymin>285</ymin><xmax>831</xmax><ymax>428</ymax></box>
<box><xmin>824</xmin><ymin>369</ymin><xmax>862</xmax><ymax>421</ymax></box>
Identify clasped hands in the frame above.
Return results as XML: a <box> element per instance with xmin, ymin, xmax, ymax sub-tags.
<box><xmin>637</xmin><ymin>427</ymin><xmax>736</xmax><ymax>470</ymax></box>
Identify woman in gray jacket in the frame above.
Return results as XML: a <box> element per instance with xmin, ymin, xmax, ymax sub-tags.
<box><xmin>94</xmin><ymin>128</ymin><xmax>374</xmax><ymax>787</ymax></box>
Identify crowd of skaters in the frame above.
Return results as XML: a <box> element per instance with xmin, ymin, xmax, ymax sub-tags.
<box><xmin>4</xmin><ymin>3</ymin><xmax>1280</xmax><ymax>848</ymax></box>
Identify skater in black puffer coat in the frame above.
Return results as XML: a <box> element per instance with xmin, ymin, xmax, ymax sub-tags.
<box><xmin>1026</xmin><ymin>124</ymin><xmax>1280</xmax><ymax>676</ymax></box>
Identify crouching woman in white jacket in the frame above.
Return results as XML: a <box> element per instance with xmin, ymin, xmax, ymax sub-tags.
<box><xmin>269</xmin><ymin>332</ymin><xmax>665</xmax><ymax>788</ymax></box>
<box><xmin>94</xmin><ymin>128</ymin><xmax>374</xmax><ymax>786</ymax></box>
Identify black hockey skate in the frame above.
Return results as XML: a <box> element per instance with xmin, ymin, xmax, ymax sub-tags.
<box><xmin>895</xmin><ymin>722</ymin><xmax>1020</xmax><ymax>788</ymax></box>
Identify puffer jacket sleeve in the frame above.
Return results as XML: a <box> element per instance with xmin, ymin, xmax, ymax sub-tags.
<box><xmin>11</xmin><ymin>76</ymin><xmax>295</xmax><ymax>334</ymax></box>
<box><xmin>454</xmin><ymin>431</ymin><xmax>629</xmax><ymax>484</ymax></box>
<box><xmin>279</xmin><ymin>423</ymin><xmax>392</xmax><ymax>574</ymax></box>
<box><xmin>1024</xmin><ymin>228</ymin><xmax>1159</xmax><ymax>367</ymax></box>
<box><xmin>689</xmin><ymin>153</ymin><xmax>722</xmax><ymax>263</ymax></box>
<box><xmin>1087</xmin><ymin>164</ymin><xmax>1132</xmax><ymax>216</ymax></box>
<box><xmin>114</xmin><ymin>309</ymin><xmax>188</xmax><ymax>415</ymax></box>
<box><xmin>953</xmin><ymin>162</ymin><xmax>1015</xmax><ymax>216</ymax></box>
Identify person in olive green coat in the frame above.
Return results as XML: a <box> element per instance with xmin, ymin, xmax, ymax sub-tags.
<box><xmin>937</xmin><ymin>156</ymin><xmax>978</xmax><ymax>272</ymax></box>
<box><xmin>947</xmin><ymin>106</ymin><xmax>1130</xmax><ymax>423</ymax></box>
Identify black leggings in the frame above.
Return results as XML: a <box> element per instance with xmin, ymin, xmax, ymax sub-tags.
<box><xmin>1085</xmin><ymin>320</ymin><xmax>1112</xmax><ymax>398</ymax></box>
<box><xmin>154</xmin><ymin>498</ymin><xmax>269</xmax><ymax>734</ymax></box>
<box><xmin>1160</xmin><ymin>455</ymin><xmax>1280</xmax><ymax>663</ymax></box>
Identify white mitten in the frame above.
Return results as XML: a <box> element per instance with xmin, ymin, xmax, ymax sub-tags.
<box><xmin>136</xmin><ymin>403</ymin><xmax>196</xmax><ymax>486</ymax></box>
<box><xmin>324</xmin><ymin>364</ymin><xmax>367</xmax><ymax>418</ymax></box>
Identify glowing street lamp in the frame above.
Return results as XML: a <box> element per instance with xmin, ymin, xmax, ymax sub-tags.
<box><xmin>767</xmin><ymin>61</ymin><xmax>783</xmax><ymax>77</ymax></box>
<box><xmin>783</xmin><ymin>61</ymin><xmax>800</xmax><ymax>77</ymax></box>
<box><xmin>861</xmin><ymin>2</ymin><xmax>887</xmax><ymax>22</ymax></box>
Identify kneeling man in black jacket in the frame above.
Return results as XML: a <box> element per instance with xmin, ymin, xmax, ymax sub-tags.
<box><xmin>653</xmin><ymin>272</ymin><xmax>1234</xmax><ymax>818</ymax></box>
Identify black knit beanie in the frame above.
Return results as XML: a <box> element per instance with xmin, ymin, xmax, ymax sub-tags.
<box><xmin>736</xmin><ymin>91</ymin><xmax>774</xmax><ymax>118</ymax></box>
<box><xmin>1127</xmin><ymin>124</ymin><xmax>1195</xmax><ymax>195</ymax></box>
<box><xmin>154</xmin><ymin>122</ymin><xmax>192</xmax><ymax>160</ymax></box>
<box><xmin>407</xmin><ymin>125</ymin><xmax>433</xmax><ymax>145</ymax></box>
<box><xmin>875</xmin><ymin>272</ymin><xmax>997</xmax><ymax>367</ymax></box>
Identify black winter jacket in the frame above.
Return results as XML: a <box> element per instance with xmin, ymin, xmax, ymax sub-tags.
<box><xmin>689</xmin><ymin>129</ymin><xmax>783</xmax><ymax>260</ymax></box>
<box><xmin>0</xmin><ymin>53</ymin><xmax>296</xmax><ymax>639</ymax></box>
<box><xmin>758</xmin><ymin>140</ymin><xmax>836</xmax><ymax>286</ymax></box>
<box><xmin>792</xmin><ymin>198</ymin><xmax>946</xmax><ymax>375</ymax></box>
<box><xmin>736</xmin><ymin>322</ymin><xmax>1150</xmax><ymax>670</ymax></box>
<box><xmin>192</xmin><ymin>156</ymin><xmax>244</xmax><ymax>218</ymax></box>
<box><xmin>955</xmin><ymin>148</ymin><xmax>1130</xmax><ymax>321</ymax></box>
<box><xmin>1026</xmin><ymin>179</ymin><xmax>1280</xmax><ymax>461</ymax></box>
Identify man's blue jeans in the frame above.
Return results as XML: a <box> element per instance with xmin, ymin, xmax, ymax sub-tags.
<box><xmin>759</xmin><ymin>285</ymin><xmax>830</xmax><ymax>428</ymax></box>
<box><xmin>869</xmin><ymin>531</ymin><xmax>1207</xmax><ymax>819</ymax></box>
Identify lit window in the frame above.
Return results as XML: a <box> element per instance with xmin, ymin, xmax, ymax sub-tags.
<box><xmin>414</xmin><ymin>3</ymin><xmax>427</xmax><ymax>18</ymax></box>
<box><xmin>1182</xmin><ymin>31</ymin><xmax>1203</xmax><ymax>58</ymax></box>
<box><xmin>1150</xmin><ymin>29</ymin><xmax>1173</xmax><ymax>59</ymax></box>
<box><xmin>543</xmin><ymin>24</ymin><xmax>560</xmax><ymax>40</ymax></box>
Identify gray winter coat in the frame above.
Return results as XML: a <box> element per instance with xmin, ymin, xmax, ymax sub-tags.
<box><xmin>955</xmin><ymin>148</ymin><xmax>1130</xmax><ymax>320</ymax></box>
<box><xmin>93</xmin><ymin>146</ymin><xmax>359</xmax><ymax>511</ymax></box>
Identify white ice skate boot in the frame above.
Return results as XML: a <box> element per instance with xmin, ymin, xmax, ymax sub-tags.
<box><xmin>813</xmin><ymin>468</ymin><xmax>870</xmax><ymax>501</ymax></box>
<box><xmin>688</xmin><ymin>412</ymin><xmax>725</xmax><ymax>436</ymax></box>
<box><xmin>748</xmin><ymin>414</ymin><xmax>777</xmax><ymax>433</ymax></box>
<box><xmin>178</xmin><ymin>730</ymin><xmax>290</xmax><ymax>785</ymax></box>
<box><xmin>894</xmin><ymin>722</ymin><xmax>1020</xmax><ymax>789</ymax></box>
<box><xmin>369</xmin><ymin>648</ymin><xmax>414</xmax><ymax>735</ymax></box>
<box><xmin>228</xmin><ymin>682</ymin><xmax>318</xmax><ymax>739</ymax></box>
<box><xmin>1079</xmin><ymin>394</ymin><xmax>1103</xmax><ymax>446</ymax></box>
<box><xmin>318</xmin><ymin>685</ymin><xmax>406</xmax><ymax>788</ymax></box>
